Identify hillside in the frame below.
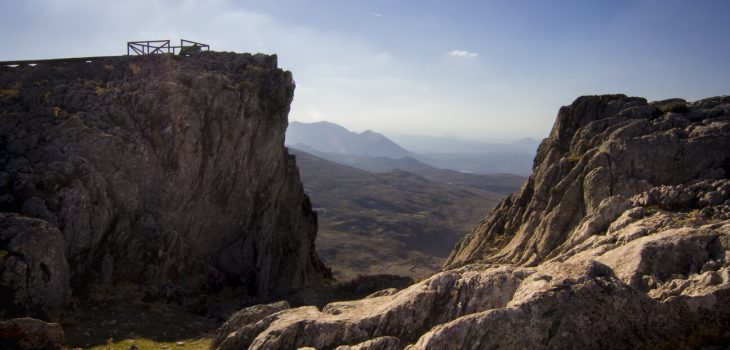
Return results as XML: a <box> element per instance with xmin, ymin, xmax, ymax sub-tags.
<box><xmin>215</xmin><ymin>95</ymin><xmax>730</xmax><ymax>350</ymax></box>
<box><xmin>290</xmin><ymin>149</ymin><xmax>506</xmax><ymax>280</ymax></box>
<box><xmin>290</xmin><ymin>145</ymin><xmax>525</xmax><ymax>194</ymax></box>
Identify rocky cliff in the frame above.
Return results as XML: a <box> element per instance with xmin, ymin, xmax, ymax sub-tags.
<box><xmin>446</xmin><ymin>95</ymin><xmax>730</xmax><ymax>268</ymax></box>
<box><xmin>213</xmin><ymin>95</ymin><xmax>730</xmax><ymax>349</ymax></box>
<box><xmin>0</xmin><ymin>52</ymin><xmax>330</xmax><ymax>320</ymax></box>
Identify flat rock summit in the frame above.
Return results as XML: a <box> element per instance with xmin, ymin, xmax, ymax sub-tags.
<box><xmin>2</xmin><ymin>51</ymin><xmax>730</xmax><ymax>350</ymax></box>
<box><xmin>212</xmin><ymin>94</ymin><xmax>730</xmax><ymax>349</ymax></box>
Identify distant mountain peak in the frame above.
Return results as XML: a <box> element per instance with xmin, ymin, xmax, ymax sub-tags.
<box><xmin>286</xmin><ymin>120</ymin><xmax>412</xmax><ymax>158</ymax></box>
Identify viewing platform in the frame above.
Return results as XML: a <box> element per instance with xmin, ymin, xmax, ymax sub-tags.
<box><xmin>0</xmin><ymin>39</ymin><xmax>210</xmax><ymax>67</ymax></box>
<box><xmin>127</xmin><ymin>39</ymin><xmax>210</xmax><ymax>56</ymax></box>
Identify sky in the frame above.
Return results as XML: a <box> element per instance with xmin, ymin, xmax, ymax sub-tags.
<box><xmin>1</xmin><ymin>0</ymin><xmax>729</xmax><ymax>140</ymax></box>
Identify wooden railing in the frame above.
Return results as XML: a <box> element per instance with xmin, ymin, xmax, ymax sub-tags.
<box><xmin>127</xmin><ymin>39</ymin><xmax>210</xmax><ymax>56</ymax></box>
<box><xmin>0</xmin><ymin>39</ymin><xmax>211</xmax><ymax>67</ymax></box>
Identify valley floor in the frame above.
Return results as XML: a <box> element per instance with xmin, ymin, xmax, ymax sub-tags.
<box><xmin>316</xmin><ymin>231</ymin><xmax>443</xmax><ymax>280</ymax></box>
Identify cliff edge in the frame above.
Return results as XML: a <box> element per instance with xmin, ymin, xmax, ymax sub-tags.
<box><xmin>212</xmin><ymin>95</ymin><xmax>730</xmax><ymax>349</ymax></box>
<box><xmin>0</xmin><ymin>52</ymin><xmax>330</xmax><ymax>320</ymax></box>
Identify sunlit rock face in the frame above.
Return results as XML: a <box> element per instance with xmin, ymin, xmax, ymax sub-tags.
<box><xmin>0</xmin><ymin>52</ymin><xmax>330</xmax><ymax>320</ymax></box>
<box><xmin>447</xmin><ymin>95</ymin><xmax>730</xmax><ymax>268</ymax></box>
<box><xmin>213</xmin><ymin>95</ymin><xmax>730</xmax><ymax>349</ymax></box>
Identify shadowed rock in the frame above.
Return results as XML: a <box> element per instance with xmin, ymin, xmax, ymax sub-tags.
<box><xmin>0</xmin><ymin>318</ymin><xmax>64</xmax><ymax>350</ymax></box>
<box><xmin>0</xmin><ymin>52</ymin><xmax>331</xmax><ymax>319</ymax></box>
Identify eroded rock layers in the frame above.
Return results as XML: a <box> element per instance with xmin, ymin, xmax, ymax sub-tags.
<box><xmin>213</xmin><ymin>95</ymin><xmax>730</xmax><ymax>349</ymax></box>
<box><xmin>0</xmin><ymin>52</ymin><xmax>330</xmax><ymax>320</ymax></box>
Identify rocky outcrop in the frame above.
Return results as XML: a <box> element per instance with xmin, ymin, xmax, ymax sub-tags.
<box><xmin>212</xmin><ymin>301</ymin><xmax>290</xmax><ymax>349</ymax></box>
<box><xmin>0</xmin><ymin>318</ymin><xmax>65</xmax><ymax>350</ymax></box>
<box><xmin>0</xmin><ymin>52</ymin><xmax>330</xmax><ymax>320</ymax></box>
<box><xmin>0</xmin><ymin>214</ymin><xmax>69</xmax><ymax>320</ymax></box>
<box><xmin>447</xmin><ymin>95</ymin><xmax>730</xmax><ymax>267</ymax></box>
<box><xmin>213</xmin><ymin>95</ymin><xmax>730</xmax><ymax>349</ymax></box>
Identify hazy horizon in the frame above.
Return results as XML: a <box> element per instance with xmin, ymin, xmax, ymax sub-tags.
<box><xmin>288</xmin><ymin>119</ymin><xmax>542</xmax><ymax>144</ymax></box>
<box><xmin>2</xmin><ymin>0</ymin><xmax>728</xmax><ymax>140</ymax></box>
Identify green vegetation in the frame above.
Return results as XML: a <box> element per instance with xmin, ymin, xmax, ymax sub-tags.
<box><xmin>0</xmin><ymin>82</ymin><xmax>21</xmax><ymax>99</ymax></box>
<box><xmin>95</xmin><ymin>86</ymin><xmax>108</xmax><ymax>96</ymax></box>
<box><xmin>62</xmin><ymin>296</ymin><xmax>218</xmax><ymax>350</ymax></box>
<box><xmin>566</xmin><ymin>153</ymin><xmax>582</xmax><ymax>162</ymax></box>
<box><xmin>129</xmin><ymin>63</ymin><xmax>141</xmax><ymax>76</ymax></box>
<box><xmin>80</xmin><ymin>337</ymin><xmax>211</xmax><ymax>350</ymax></box>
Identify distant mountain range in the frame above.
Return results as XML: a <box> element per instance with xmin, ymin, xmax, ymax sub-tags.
<box><xmin>286</xmin><ymin>121</ymin><xmax>529</xmax><ymax>278</ymax></box>
<box><xmin>286</xmin><ymin>121</ymin><xmax>539</xmax><ymax>175</ymax></box>
<box><xmin>286</xmin><ymin>121</ymin><xmax>412</xmax><ymax>158</ymax></box>
<box><xmin>292</xmin><ymin>145</ymin><xmax>524</xmax><ymax>194</ymax></box>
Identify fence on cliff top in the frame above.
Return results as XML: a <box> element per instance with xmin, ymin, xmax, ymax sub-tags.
<box><xmin>0</xmin><ymin>39</ymin><xmax>210</xmax><ymax>67</ymax></box>
<box><xmin>127</xmin><ymin>39</ymin><xmax>210</xmax><ymax>56</ymax></box>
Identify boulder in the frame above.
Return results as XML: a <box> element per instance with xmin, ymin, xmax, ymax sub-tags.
<box><xmin>0</xmin><ymin>214</ymin><xmax>70</xmax><ymax>320</ymax></box>
<box><xmin>0</xmin><ymin>318</ymin><xmax>64</xmax><ymax>350</ymax></box>
<box><xmin>211</xmin><ymin>301</ymin><xmax>290</xmax><ymax>349</ymax></box>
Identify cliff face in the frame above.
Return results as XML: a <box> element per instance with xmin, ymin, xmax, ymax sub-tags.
<box><xmin>212</xmin><ymin>95</ymin><xmax>730</xmax><ymax>349</ymax></box>
<box><xmin>0</xmin><ymin>52</ymin><xmax>330</xmax><ymax>320</ymax></box>
<box><xmin>446</xmin><ymin>95</ymin><xmax>730</xmax><ymax>267</ymax></box>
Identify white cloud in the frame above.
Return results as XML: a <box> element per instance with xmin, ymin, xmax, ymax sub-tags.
<box><xmin>374</xmin><ymin>51</ymin><xmax>392</xmax><ymax>63</ymax></box>
<box><xmin>307</xmin><ymin>106</ymin><xmax>324</xmax><ymax>122</ymax></box>
<box><xmin>447</xmin><ymin>50</ymin><xmax>478</xmax><ymax>58</ymax></box>
<box><xmin>370</xmin><ymin>12</ymin><xmax>383</xmax><ymax>17</ymax></box>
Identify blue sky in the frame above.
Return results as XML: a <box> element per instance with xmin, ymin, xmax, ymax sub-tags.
<box><xmin>1</xmin><ymin>0</ymin><xmax>728</xmax><ymax>140</ymax></box>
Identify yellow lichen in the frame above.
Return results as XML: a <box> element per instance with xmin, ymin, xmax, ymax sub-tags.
<box><xmin>566</xmin><ymin>153</ymin><xmax>582</xmax><ymax>162</ymax></box>
<box><xmin>129</xmin><ymin>63</ymin><xmax>141</xmax><ymax>75</ymax></box>
<box><xmin>95</xmin><ymin>86</ymin><xmax>108</xmax><ymax>96</ymax></box>
<box><xmin>0</xmin><ymin>82</ymin><xmax>21</xmax><ymax>99</ymax></box>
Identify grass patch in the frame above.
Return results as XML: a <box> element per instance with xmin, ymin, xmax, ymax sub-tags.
<box><xmin>78</xmin><ymin>337</ymin><xmax>211</xmax><ymax>350</ymax></box>
<box><xmin>566</xmin><ymin>153</ymin><xmax>581</xmax><ymax>162</ymax></box>
<box><xmin>129</xmin><ymin>63</ymin><xmax>141</xmax><ymax>76</ymax></box>
<box><xmin>643</xmin><ymin>205</ymin><xmax>660</xmax><ymax>215</ymax></box>
<box><xmin>62</xmin><ymin>298</ymin><xmax>220</xmax><ymax>350</ymax></box>
<box><xmin>0</xmin><ymin>82</ymin><xmax>21</xmax><ymax>99</ymax></box>
<box><xmin>674</xmin><ymin>209</ymin><xmax>705</xmax><ymax>226</ymax></box>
